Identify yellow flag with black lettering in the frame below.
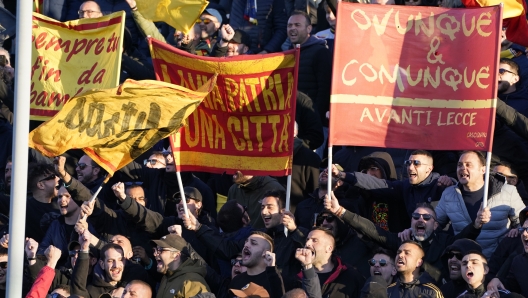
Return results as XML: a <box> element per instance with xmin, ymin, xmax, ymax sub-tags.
<box><xmin>28</xmin><ymin>78</ymin><xmax>216</xmax><ymax>175</ymax></box>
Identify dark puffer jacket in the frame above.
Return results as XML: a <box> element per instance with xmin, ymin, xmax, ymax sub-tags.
<box><xmin>292</xmin><ymin>36</ymin><xmax>332</xmax><ymax>126</ymax></box>
<box><xmin>387</xmin><ymin>273</ymin><xmax>442</xmax><ymax>298</ymax></box>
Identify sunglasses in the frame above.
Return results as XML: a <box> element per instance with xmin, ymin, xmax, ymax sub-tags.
<box><xmin>404</xmin><ymin>160</ymin><xmax>427</xmax><ymax>167</ymax></box>
<box><xmin>499</xmin><ymin>68</ymin><xmax>518</xmax><ymax>76</ymax></box>
<box><xmin>174</xmin><ymin>196</ymin><xmax>193</xmax><ymax>204</ymax></box>
<box><xmin>76</xmin><ymin>163</ymin><xmax>94</xmax><ymax>170</ymax></box>
<box><xmin>316</xmin><ymin>215</ymin><xmax>335</xmax><ymax>225</ymax></box>
<box><xmin>196</xmin><ymin>18</ymin><xmax>213</xmax><ymax>24</ymax></box>
<box><xmin>518</xmin><ymin>227</ymin><xmax>528</xmax><ymax>233</ymax></box>
<box><xmin>143</xmin><ymin>159</ymin><xmax>166</xmax><ymax>166</ymax></box>
<box><xmin>39</xmin><ymin>174</ymin><xmax>57</xmax><ymax>182</ymax></box>
<box><xmin>368</xmin><ymin>259</ymin><xmax>390</xmax><ymax>267</ymax></box>
<box><xmin>446</xmin><ymin>251</ymin><xmax>463</xmax><ymax>260</ymax></box>
<box><xmin>69</xmin><ymin>250</ymin><xmax>79</xmax><ymax>257</ymax></box>
<box><xmin>124</xmin><ymin>181</ymin><xmax>144</xmax><ymax>186</ymax></box>
<box><xmin>0</xmin><ymin>261</ymin><xmax>7</xmax><ymax>269</ymax></box>
<box><xmin>411</xmin><ymin>213</ymin><xmax>435</xmax><ymax>221</ymax></box>
<box><xmin>231</xmin><ymin>259</ymin><xmax>243</xmax><ymax>266</ymax></box>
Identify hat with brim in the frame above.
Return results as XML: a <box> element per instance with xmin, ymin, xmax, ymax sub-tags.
<box><xmin>172</xmin><ymin>186</ymin><xmax>202</xmax><ymax>202</ymax></box>
<box><xmin>230</xmin><ymin>283</ymin><xmax>270</xmax><ymax>298</ymax></box>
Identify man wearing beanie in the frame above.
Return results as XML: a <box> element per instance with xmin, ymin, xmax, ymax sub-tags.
<box><xmin>440</xmin><ymin>239</ymin><xmax>483</xmax><ymax>297</ymax></box>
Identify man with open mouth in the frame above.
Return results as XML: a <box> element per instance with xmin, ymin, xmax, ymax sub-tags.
<box><xmin>368</xmin><ymin>247</ymin><xmax>397</xmax><ymax>285</ymax></box>
<box><xmin>324</xmin><ymin>191</ymin><xmax>490</xmax><ymax>284</ymax></box>
<box><xmin>439</xmin><ymin>239</ymin><xmax>482</xmax><ymax>297</ymax></box>
<box><xmin>435</xmin><ymin>150</ymin><xmax>526</xmax><ymax>258</ymax></box>
<box><xmin>332</xmin><ymin>149</ymin><xmax>455</xmax><ymax>222</ymax></box>
<box><xmin>387</xmin><ymin>241</ymin><xmax>443</xmax><ymax>297</ymax></box>
<box><xmin>295</xmin><ymin>228</ymin><xmax>365</xmax><ymax>298</ymax></box>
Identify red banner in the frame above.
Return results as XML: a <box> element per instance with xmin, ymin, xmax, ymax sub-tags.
<box><xmin>149</xmin><ymin>38</ymin><xmax>299</xmax><ymax>176</ymax></box>
<box><xmin>329</xmin><ymin>4</ymin><xmax>501</xmax><ymax>150</ymax></box>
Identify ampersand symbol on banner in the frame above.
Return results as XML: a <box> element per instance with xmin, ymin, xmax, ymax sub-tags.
<box><xmin>427</xmin><ymin>37</ymin><xmax>445</xmax><ymax>65</ymax></box>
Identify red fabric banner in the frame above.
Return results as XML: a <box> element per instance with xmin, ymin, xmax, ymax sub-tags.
<box><xmin>149</xmin><ymin>38</ymin><xmax>300</xmax><ymax>176</ymax></box>
<box><xmin>329</xmin><ymin>4</ymin><xmax>501</xmax><ymax>151</ymax></box>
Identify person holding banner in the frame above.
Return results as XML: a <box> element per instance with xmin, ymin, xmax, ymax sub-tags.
<box><xmin>324</xmin><ymin>193</ymin><xmax>489</xmax><ymax>283</ymax></box>
<box><xmin>435</xmin><ymin>151</ymin><xmax>526</xmax><ymax>258</ymax></box>
<box><xmin>333</xmin><ymin>150</ymin><xmax>454</xmax><ymax>220</ymax></box>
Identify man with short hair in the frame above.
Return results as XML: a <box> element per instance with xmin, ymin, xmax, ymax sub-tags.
<box><xmin>229</xmin><ymin>231</ymin><xmax>285</xmax><ymax>298</ymax></box>
<box><xmin>122</xmin><ymin>280</ymin><xmax>152</xmax><ymax>298</ymax></box>
<box><xmin>78</xmin><ymin>1</ymin><xmax>103</xmax><ymax>19</ymax></box>
<box><xmin>439</xmin><ymin>239</ymin><xmax>482</xmax><ymax>297</ymax></box>
<box><xmin>76</xmin><ymin>155</ymin><xmax>106</xmax><ymax>189</ymax></box>
<box><xmin>151</xmin><ymin>234</ymin><xmax>210</xmax><ymax>297</ymax></box>
<box><xmin>435</xmin><ymin>150</ymin><xmax>526</xmax><ymax>257</ymax></box>
<box><xmin>494</xmin><ymin>161</ymin><xmax>528</xmax><ymax>204</ymax></box>
<box><xmin>498</xmin><ymin>58</ymin><xmax>528</xmax><ymax>117</ymax></box>
<box><xmin>126</xmin><ymin>184</ymin><xmax>147</xmax><ymax>207</ymax></box>
<box><xmin>324</xmin><ymin>194</ymin><xmax>489</xmax><ymax>283</ymax></box>
<box><xmin>387</xmin><ymin>241</ymin><xmax>444</xmax><ymax>297</ymax></box>
<box><xmin>287</xmin><ymin>10</ymin><xmax>332</xmax><ymax>157</ymax></box>
<box><xmin>334</xmin><ymin>150</ymin><xmax>455</xmax><ymax>219</ymax></box>
<box><xmin>144</xmin><ymin>152</ymin><xmax>166</xmax><ymax>169</ymax></box>
<box><xmin>295</xmin><ymin>228</ymin><xmax>365</xmax><ymax>298</ymax></box>
<box><xmin>369</xmin><ymin>247</ymin><xmax>397</xmax><ymax>285</ymax></box>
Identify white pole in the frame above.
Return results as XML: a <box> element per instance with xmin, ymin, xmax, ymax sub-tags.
<box><xmin>284</xmin><ymin>174</ymin><xmax>292</xmax><ymax>236</ymax></box>
<box><xmin>482</xmin><ymin>151</ymin><xmax>492</xmax><ymax>208</ymax></box>
<box><xmin>176</xmin><ymin>171</ymin><xmax>189</xmax><ymax>217</ymax></box>
<box><xmin>7</xmin><ymin>1</ymin><xmax>32</xmax><ymax>296</ymax></box>
<box><xmin>327</xmin><ymin>146</ymin><xmax>333</xmax><ymax>197</ymax></box>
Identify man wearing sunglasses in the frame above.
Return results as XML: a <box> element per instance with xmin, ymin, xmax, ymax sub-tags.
<box><xmin>332</xmin><ymin>150</ymin><xmax>455</xmax><ymax>220</ymax></box>
<box><xmin>369</xmin><ymin>247</ymin><xmax>397</xmax><ymax>285</ymax></box>
<box><xmin>439</xmin><ymin>239</ymin><xmax>482</xmax><ymax>297</ymax></box>
<box><xmin>497</xmin><ymin>59</ymin><xmax>527</xmax><ymax>117</ymax></box>
<box><xmin>435</xmin><ymin>151</ymin><xmax>526</xmax><ymax>258</ymax></box>
<box><xmin>325</xmin><ymin>192</ymin><xmax>488</xmax><ymax>283</ymax></box>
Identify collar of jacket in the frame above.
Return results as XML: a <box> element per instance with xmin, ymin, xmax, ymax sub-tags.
<box><xmin>454</xmin><ymin>174</ymin><xmax>505</xmax><ymax>198</ymax></box>
<box><xmin>296</xmin><ymin>255</ymin><xmax>347</xmax><ymax>285</ymax></box>
<box><xmin>465</xmin><ymin>283</ymin><xmax>486</xmax><ymax>296</ymax></box>
<box><xmin>411</xmin><ymin>172</ymin><xmax>441</xmax><ymax>188</ymax></box>
<box><xmin>238</xmin><ymin>176</ymin><xmax>264</xmax><ymax>191</ymax></box>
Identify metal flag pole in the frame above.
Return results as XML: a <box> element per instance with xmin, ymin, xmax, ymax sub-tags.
<box><xmin>7</xmin><ymin>0</ymin><xmax>32</xmax><ymax>296</ymax></box>
<box><xmin>482</xmin><ymin>151</ymin><xmax>492</xmax><ymax>208</ymax></box>
<box><xmin>284</xmin><ymin>174</ymin><xmax>292</xmax><ymax>236</ymax></box>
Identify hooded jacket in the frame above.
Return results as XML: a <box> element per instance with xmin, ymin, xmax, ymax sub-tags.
<box><xmin>227</xmin><ymin>176</ymin><xmax>285</xmax><ymax>229</ymax></box>
<box><xmin>157</xmin><ymin>258</ymin><xmax>210</xmax><ymax>298</ymax></box>
<box><xmin>387</xmin><ymin>272</ymin><xmax>442</xmax><ymax>298</ymax></box>
<box><xmin>499</xmin><ymin>84</ymin><xmax>528</xmax><ymax>118</ymax></box>
<box><xmin>348</xmin><ymin>152</ymin><xmax>410</xmax><ymax>233</ymax></box>
<box><xmin>296</xmin><ymin>256</ymin><xmax>365</xmax><ymax>298</ymax></box>
<box><xmin>292</xmin><ymin>35</ymin><xmax>332</xmax><ymax>126</ymax></box>
<box><xmin>435</xmin><ymin>174</ymin><xmax>525</xmax><ymax>257</ymax></box>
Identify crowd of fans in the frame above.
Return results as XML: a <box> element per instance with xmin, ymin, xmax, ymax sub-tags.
<box><xmin>1</xmin><ymin>0</ymin><xmax>528</xmax><ymax>297</ymax></box>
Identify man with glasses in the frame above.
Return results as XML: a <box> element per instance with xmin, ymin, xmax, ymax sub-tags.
<box><xmin>77</xmin><ymin>1</ymin><xmax>103</xmax><ymax>19</ymax></box>
<box><xmin>439</xmin><ymin>239</ymin><xmax>482</xmax><ymax>297</ymax></box>
<box><xmin>493</xmin><ymin>161</ymin><xmax>528</xmax><ymax>205</ymax></box>
<box><xmin>325</xmin><ymin>193</ymin><xmax>489</xmax><ymax>283</ymax></box>
<box><xmin>294</xmin><ymin>227</ymin><xmax>365</xmax><ymax>298</ymax></box>
<box><xmin>332</xmin><ymin>150</ymin><xmax>454</xmax><ymax>221</ymax></box>
<box><xmin>435</xmin><ymin>151</ymin><xmax>526</xmax><ymax>258</ymax></box>
<box><xmin>498</xmin><ymin>59</ymin><xmax>528</xmax><ymax>117</ymax></box>
<box><xmin>151</xmin><ymin>233</ymin><xmax>210</xmax><ymax>297</ymax></box>
<box><xmin>369</xmin><ymin>247</ymin><xmax>397</xmax><ymax>285</ymax></box>
<box><xmin>143</xmin><ymin>152</ymin><xmax>166</xmax><ymax>169</ymax></box>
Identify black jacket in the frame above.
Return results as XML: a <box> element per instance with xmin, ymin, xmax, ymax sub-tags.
<box><xmin>293</xmin><ymin>36</ymin><xmax>332</xmax><ymax>126</ymax></box>
<box><xmin>340</xmin><ymin>209</ymin><xmax>481</xmax><ymax>283</ymax></box>
<box><xmin>502</xmin><ymin>252</ymin><xmax>528</xmax><ymax>297</ymax></box>
<box><xmin>387</xmin><ymin>273</ymin><xmax>442</xmax><ymax>298</ymax></box>
<box><xmin>295</xmin><ymin>92</ymin><xmax>324</xmax><ymax>150</ymax></box>
<box><xmin>342</xmin><ymin>170</ymin><xmax>448</xmax><ymax>217</ymax></box>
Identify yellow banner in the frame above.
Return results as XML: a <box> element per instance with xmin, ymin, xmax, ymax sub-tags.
<box><xmin>30</xmin><ymin>12</ymin><xmax>125</xmax><ymax>121</ymax></box>
<box><xmin>136</xmin><ymin>0</ymin><xmax>208</xmax><ymax>34</ymax></box>
<box><xmin>28</xmin><ymin>78</ymin><xmax>215</xmax><ymax>175</ymax></box>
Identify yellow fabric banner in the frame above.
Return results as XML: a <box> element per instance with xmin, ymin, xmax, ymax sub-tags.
<box><xmin>135</xmin><ymin>0</ymin><xmax>208</xmax><ymax>34</ymax></box>
<box><xmin>476</xmin><ymin>0</ymin><xmax>524</xmax><ymax>18</ymax></box>
<box><xmin>31</xmin><ymin>12</ymin><xmax>125</xmax><ymax>121</ymax></box>
<box><xmin>28</xmin><ymin>78</ymin><xmax>216</xmax><ymax>175</ymax></box>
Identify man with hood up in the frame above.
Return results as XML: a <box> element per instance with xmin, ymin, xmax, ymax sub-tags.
<box><xmin>347</xmin><ymin>152</ymin><xmax>410</xmax><ymax>233</ymax></box>
<box><xmin>439</xmin><ymin>239</ymin><xmax>483</xmax><ymax>297</ymax></box>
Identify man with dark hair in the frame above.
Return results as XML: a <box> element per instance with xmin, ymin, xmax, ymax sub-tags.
<box><xmin>498</xmin><ymin>58</ymin><xmax>528</xmax><ymax>118</ymax></box>
<box><xmin>439</xmin><ymin>239</ymin><xmax>483</xmax><ymax>297</ymax></box>
<box><xmin>76</xmin><ymin>155</ymin><xmax>106</xmax><ymax>191</ymax></box>
<box><xmin>386</xmin><ymin>241</ymin><xmax>444</xmax><ymax>297</ymax></box>
<box><xmin>213</xmin><ymin>25</ymin><xmax>252</xmax><ymax>57</ymax></box>
<box><xmin>324</xmin><ymin>193</ymin><xmax>489</xmax><ymax>283</ymax></box>
<box><xmin>294</xmin><ymin>227</ymin><xmax>365</xmax><ymax>298</ymax></box>
<box><xmin>151</xmin><ymin>234</ymin><xmax>210</xmax><ymax>297</ymax></box>
<box><xmin>493</xmin><ymin>161</ymin><xmax>528</xmax><ymax>204</ymax></box>
<box><xmin>287</xmin><ymin>10</ymin><xmax>332</xmax><ymax>158</ymax></box>
<box><xmin>230</xmin><ymin>231</ymin><xmax>284</xmax><ymax>298</ymax></box>
<box><xmin>333</xmin><ymin>149</ymin><xmax>455</xmax><ymax>219</ymax></box>
<box><xmin>435</xmin><ymin>150</ymin><xmax>526</xmax><ymax>257</ymax></box>
<box><xmin>369</xmin><ymin>247</ymin><xmax>397</xmax><ymax>285</ymax></box>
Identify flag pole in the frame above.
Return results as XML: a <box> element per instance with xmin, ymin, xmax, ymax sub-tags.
<box><xmin>176</xmin><ymin>171</ymin><xmax>190</xmax><ymax>218</ymax></box>
<box><xmin>284</xmin><ymin>174</ymin><xmax>292</xmax><ymax>236</ymax></box>
<box><xmin>482</xmin><ymin>151</ymin><xmax>492</xmax><ymax>208</ymax></box>
<box><xmin>7</xmin><ymin>0</ymin><xmax>32</xmax><ymax>296</ymax></box>
<box><xmin>327</xmin><ymin>146</ymin><xmax>333</xmax><ymax>199</ymax></box>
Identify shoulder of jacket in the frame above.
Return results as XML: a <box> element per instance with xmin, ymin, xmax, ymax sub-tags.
<box><xmin>422</xmin><ymin>283</ymin><xmax>444</xmax><ymax>297</ymax></box>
